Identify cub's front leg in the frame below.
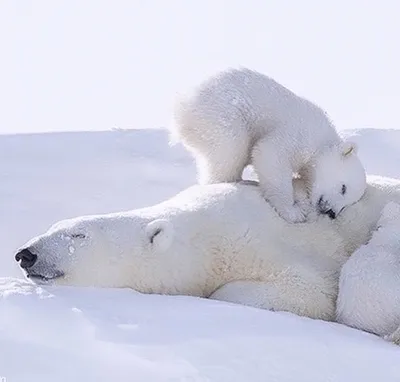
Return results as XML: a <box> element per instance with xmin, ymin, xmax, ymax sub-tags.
<box><xmin>252</xmin><ymin>137</ymin><xmax>308</xmax><ymax>223</ymax></box>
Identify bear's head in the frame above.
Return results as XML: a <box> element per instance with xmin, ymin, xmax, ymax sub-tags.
<box><xmin>14</xmin><ymin>213</ymin><xmax>175</xmax><ymax>288</ymax></box>
<box><xmin>308</xmin><ymin>141</ymin><xmax>367</xmax><ymax>219</ymax></box>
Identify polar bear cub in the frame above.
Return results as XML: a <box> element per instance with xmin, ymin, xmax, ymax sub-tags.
<box><xmin>171</xmin><ymin>67</ymin><xmax>367</xmax><ymax>223</ymax></box>
<box><xmin>337</xmin><ymin>201</ymin><xmax>400</xmax><ymax>345</ymax></box>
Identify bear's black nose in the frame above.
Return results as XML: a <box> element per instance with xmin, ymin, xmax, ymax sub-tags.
<box><xmin>15</xmin><ymin>248</ymin><xmax>37</xmax><ymax>269</ymax></box>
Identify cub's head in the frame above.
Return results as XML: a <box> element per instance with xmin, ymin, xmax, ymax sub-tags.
<box><xmin>309</xmin><ymin>141</ymin><xmax>367</xmax><ymax>219</ymax></box>
<box><xmin>14</xmin><ymin>213</ymin><xmax>175</xmax><ymax>288</ymax></box>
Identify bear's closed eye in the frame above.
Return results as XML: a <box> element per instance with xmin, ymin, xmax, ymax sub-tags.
<box><xmin>71</xmin><ymin>233</ymin><xmax>86</xmax><ymax>239</ymax></box>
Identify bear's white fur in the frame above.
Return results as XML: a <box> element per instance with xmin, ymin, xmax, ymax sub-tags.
<box><xmin>15</xmin><ymin>176</ymin><xmax>400</xmax><ymax>322</ymax></box>
<box><xmin>336</xmin><ymin>201</ymin><xmax>400</xmax><ymax>345</ymax></box>
<box><xmin>171</xmin><ymin>67</ymin><xmax>367</xmax><ymax>223</ymax></box>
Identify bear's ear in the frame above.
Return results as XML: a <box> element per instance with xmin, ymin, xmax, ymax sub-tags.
<box><xmin>145</xmin><ymin>219</ymin><xmax>174</xmax><ymax>253</ymax></box>
<box><xmin>340</xmin><ymin>141</ymin><xmax>358</xmax><ymax>158</ymax></box>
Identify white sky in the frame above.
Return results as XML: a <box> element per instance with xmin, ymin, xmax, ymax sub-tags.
<box><xmin>0</xmin><ymin>0</ymin><xmax>399</xmax><ymax>134</ymax></box>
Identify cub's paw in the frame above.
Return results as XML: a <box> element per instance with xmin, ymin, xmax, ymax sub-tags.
<box><xmin>292</xmin><ymin>197</ymin><xmax>318</xmax><ymax>223</ymax></box>
<box><xmin>276</xmin><ymin>203</ymin><xmax>308</xmax><ymax>224</ymax></box>
<box><xmin>303</xmin><ymin>207</ymin><xmax>319</xmax><ymax>223</ymax></box>
<box><xmin>296</xmin><ymin>196</ymin><xmax>315</xmax><ymax>214</ymax></box>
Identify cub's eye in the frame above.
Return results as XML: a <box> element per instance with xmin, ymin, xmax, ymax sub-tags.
<box><xmin>71</xmin><ymin>233</ymin><xmax>86</xmax><ymax>239</ymax></box>
<box><xmin>341</xmin><ymin>184</ymin><xmax>347</xmax><ymax>195</ymax></box>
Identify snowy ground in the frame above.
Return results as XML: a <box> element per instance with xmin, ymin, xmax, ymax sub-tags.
<box><xmin>1</xmin><ymin>128</ymin><xmax>400</xmax><ymax>381</ymax></box>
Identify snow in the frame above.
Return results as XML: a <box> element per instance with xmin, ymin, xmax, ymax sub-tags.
<box><xmin>1</xmin><ymin>127</ymin><xmax>400</xmax><ymax>381</ymax></box>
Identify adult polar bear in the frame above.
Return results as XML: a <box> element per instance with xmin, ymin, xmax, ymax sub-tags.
<box><xmin>15</xmin><ymin>175</ymin><xmax>400</xmax><ymax>322</ymax></box>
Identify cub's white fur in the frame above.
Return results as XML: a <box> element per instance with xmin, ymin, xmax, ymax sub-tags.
<box><xmin>171</xmin><ymin>67</ymin><xmax>367</xmax><ymax>222</ymax></box>
<box><xmin>337</xmin><ymin>201</ymin><xmax>400</xmax><ymax>345</ymax></box>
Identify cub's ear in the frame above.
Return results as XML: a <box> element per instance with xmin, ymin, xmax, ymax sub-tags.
<box><xmin>340</xmin><ymin>141</ymin><xmax>358</xmax><ymax>157</ymax></box>
<box><xmin>145</xmin><ymin>219</ymin><xmax>174</xmax><ymax>252</ymax></box>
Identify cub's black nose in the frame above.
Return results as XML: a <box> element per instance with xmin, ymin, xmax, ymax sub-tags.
<box><xmin>317</xmin><ymin>197</ymin><xmax>336</xmax><ymax>219</ymax></box>
<box><xmin>325</xmin><ymin>209</ymin><xmax>336</xmax><ymax>219</ymax></box>
<box><xmin>15</xmin><ymin>248</ymin><xmax>37</xmax><ymax>269</ymax></box>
